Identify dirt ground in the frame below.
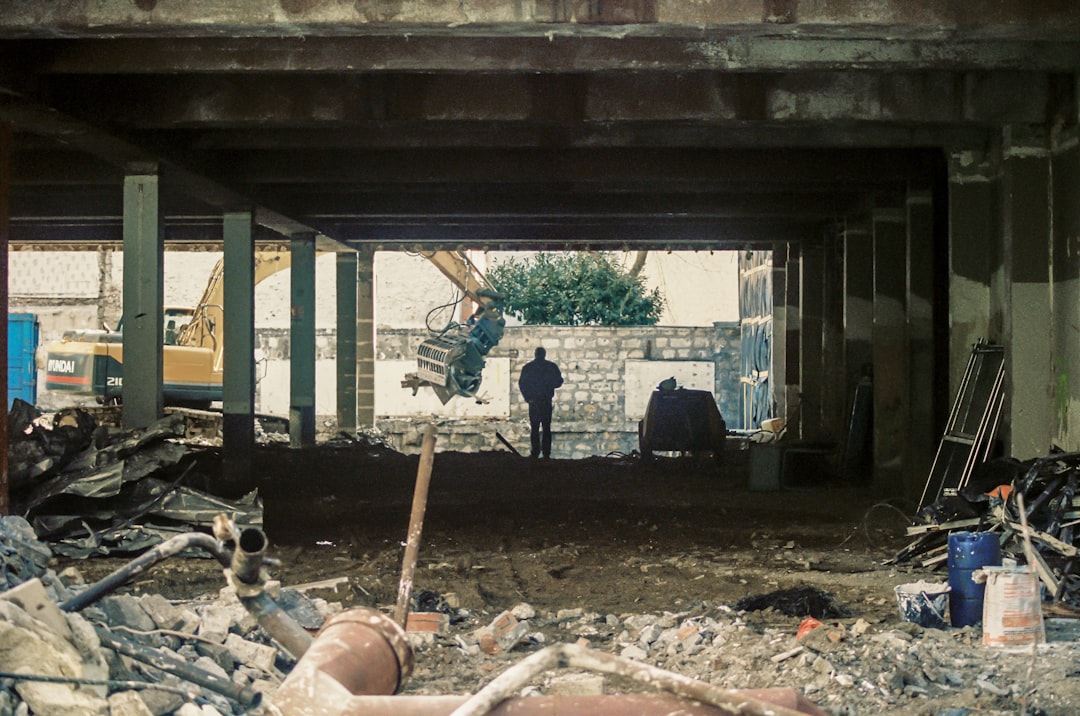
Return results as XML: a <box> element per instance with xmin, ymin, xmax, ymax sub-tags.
<box><xmin>57</xmin><ymin>440</ymin><xmax>1080</xmax><ymax>714</ymax></box>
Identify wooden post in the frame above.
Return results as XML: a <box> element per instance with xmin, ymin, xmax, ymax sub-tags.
<box><xmin>395</xmin><ymin>424</ymin><xmax>438</xmax><ymax>627</ymax></box>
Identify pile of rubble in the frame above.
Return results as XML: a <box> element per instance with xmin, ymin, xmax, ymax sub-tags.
<box><xmin>402</xmin><ymin>595</ymin><xmax>1080</xmax><ymax>715</ymax></box>
<box><xmin>6</xmin><ymin>401</ymin><xmax>261</xmax><ymax>558</ymax></box>
<box><xmin>0</xmin><ymin>514</ymin><xmax>334</xmax><ymax>716</ymax></box>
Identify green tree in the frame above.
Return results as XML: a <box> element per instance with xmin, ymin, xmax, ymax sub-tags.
<box><xmin>487</xmin><ymin>252</ymin><xmax>664</xmax><ymax>326</ymax></box>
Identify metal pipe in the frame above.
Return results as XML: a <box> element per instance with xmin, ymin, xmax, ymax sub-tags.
<box><xmin>274</xmin><ymin>691</ymin><xmax>825</xmax><ymax>716</ymax></box>
<box><xmin>227</xmin><ymin>524</ymin><xmax>315</xmax><ymax>659</ymax></box>
<box><xmin>273</xmin><ymin>607</ymin><xmax>413</xmax><ymax>716</ymax></box>
<box><xmin>395</xmin><ymin>423</ymin><xmax>437</xmax><ymax>626</ymax></box>
<box><xmin>59</xmin><ymin>532</ymin><xmax>230</xmax><ymax>613</ymax></box>
<box><xmin>94</xmin><ymin>626</ymin><xmax>261</xmax><ymax>708</ymax></box>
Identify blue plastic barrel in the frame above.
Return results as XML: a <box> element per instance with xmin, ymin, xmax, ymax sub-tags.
<box><xmin>948</xmin><ymin>531</ymin><xmax>1002</xmax><ymax>627</ymax></box>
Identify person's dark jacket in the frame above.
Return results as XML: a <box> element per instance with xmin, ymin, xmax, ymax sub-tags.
<box><xmin>519</xmin><ymin>358</ymin><xmax>563</xmax><ymax>402</ymax></box>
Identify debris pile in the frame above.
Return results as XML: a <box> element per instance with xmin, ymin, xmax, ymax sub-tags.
<box><xmin>6</xmin><ymin>400</ymin><xmax>261</xmax><ymax>558</ymax></box>
<box><xmin>398</xmin><ymin>595</ymin><xmax>1080</xmax><ymax>714</ymax></box>
<box><xmin>0</xmin><ymin>515</ymin><xmax>334</xmax><ymax>716</ymax></box>
<box><xmin>893</xmin><ymin>452</ymin><xmax>1080</xmax><ymax>609</ymax></box>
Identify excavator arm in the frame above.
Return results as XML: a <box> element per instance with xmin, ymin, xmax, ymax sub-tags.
<box><xmin>176</xmin><ymin>252</ymin><xmax>292</xmax><ymax>371</ymax></box>
<box><xmin>403</xmin><ymin>251</ymin><xmax>506</xmax><ymax>404</ymax></box>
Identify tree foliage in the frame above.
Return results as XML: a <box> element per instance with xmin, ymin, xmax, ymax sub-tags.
<box><xmin>486</xmin><ymin>252</ymin><xmax>664</xmax><ymax>326</ymax></box>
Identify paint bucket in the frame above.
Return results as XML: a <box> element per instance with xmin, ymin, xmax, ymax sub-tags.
<box><xmin>980</xmin><ymin>565</ymin><xmax>1045</xmax><ymax>647</ymax></box>
<box><xmin>947</xmin><ymin>531</ymin><xmax>1001</xmax><ymax>627</ymax></box>
<box><xmin>894</xmin><ymin>581</ymin><xmax>951</xmax><ymax>629</ymax></box>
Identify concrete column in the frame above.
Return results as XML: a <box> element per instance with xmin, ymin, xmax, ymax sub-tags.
<box><xmin>1052</xmin><ymin>126</ymin><xmax>1080</xmax><ymax>450</ymax></box>
<box><xmin>799</xmin><ymin>238</ymin><xmax>825</xmax><ymax>441</ymax></box>
<box><xmin>843</xmin><ymin>223</ymin><xmax>873</xmax><ymax>398</ymax></box>
<box><xmin>821</xmin><ymin>226</ymin><xmax>846</xmax><ymax>443</ymax></box>
<box><xmin>906</xmin><ymin>190</ymin><xmax>936</xmax><ymax>479</ymax></box>
<box><xmin>947</xmin><ymin>149</ymin><xmax>999</xmax><ymax>399</ymax></box>
<box><xmin>290</xmin><ymin>233</ymin><xmax>317</xmax><ymax>447</ymax></box>
<box><xmin>872</xmin><ymin>208</ymin><xmax>909</xmax><ymax>494</ymax></box>
<box><xmin>843</xmin><ymin>221</ymin><xmax>874</xmax><ymax>483</ymax></box>
<box><xmin>770</xmin><ymin>247</ymin><xmax>787</xmax><ymax>424</ymax></box>
<box><xmin>1001</xmin><ymin>130</ymin><xmax>1053</xmax><ymax>459</ymax></box>
<box><xmin>356</xmin><ymin>247</ymin><xmax>376</xmax><ymax>427</ymax></box>
<box><xmin>784</xmin><ymin>244</ymin><xmax>802</xmax><ymax>436</ymax></box>
<box><xmin>222</xmin><ymin>212</ymin><xmax>255</xmax><ymax>482</ymax></box>
<box><xmin>121</xmin><ymin>169</ymin><xmax>164</xmax><ymax>430</ymax></box>
<box><xmin>336</xmin><ymin>252</ymin><xmax>358</xmax><ymax>434</ymax></box>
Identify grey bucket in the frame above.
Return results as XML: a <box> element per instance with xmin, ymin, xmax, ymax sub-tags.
<box><xmin>894</xmin><ymin>582</ymin><xmax>951</xmax><ymax>629</ymax></box>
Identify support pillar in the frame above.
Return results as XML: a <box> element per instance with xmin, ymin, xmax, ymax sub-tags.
<box><xmin>121</xmin><ymin>168</ymin><xmax>164</xmax><ymax>430</ymax></box>
<box><xmin>872</xmin><ymin>208</ymin><xmax>909</xmax><ymax>494</ymax></box>
<box><xmin>356</xmin><ymin>248</ymin><xmax>376</xmax><ymax>427</ymax></box>
<box><xmin>843</xmin><ymin>223</ymin><xmax>873</xmax><ymax>398</ymax></box>
<box><xmin>1052</xmin><ymin>125</ymin><xmax>1080</xmax><ymax>450</ymax></box>
<box><xmin>843</xmin><ymin>221</ymin><xmax>874</xmax><ymax>483</ymax></box>
<box><xmin>1001</xmin><ymin>130</ymin><xmax>1053</xmax><ymax>459</ymax></box>
<box><xmin>799</xmin><ymin>237</ymin><xmax>826</xmax><ymax>441</ymax></box>
<box><xmin>336</xmin><ymin>252</ymin><xmax>358</xmax><ymax>434</ymax></box>
<box><xmin>784</xmin><ymin>245</ymin><xmax>802</xmax><ymax>436</ymax></box>
<box><xmin>947</xmin><ymin>149</ymin><xmax>998</xmax><ymax>399</ymax></box>
<box><xmin>821</xmin><ymin>226</ymin><xmax>846</xmax><ymax>444</ymax></box>
<box><xmin>906</xmin><ymin>190</ymin><xmax>936</xmax><ymax>479</ymax></box>
<box><xmin>290</xmin><ymin>233</ymin><xmax>317</xmax><ymax>447</ymax></box>
<box><xmin>0</xmin><ymin>122</ymin><xmax>10</xmax><ymax>515</ymax></box>
<box><xmin>770</xmin><ymin>247</ymin><xmax>787</xmax><ymax>424</ymax></box>
<box><xmin>222</xmin><ymin>212</ymin><xmax>255</xmax><ymax>483</ymax></box>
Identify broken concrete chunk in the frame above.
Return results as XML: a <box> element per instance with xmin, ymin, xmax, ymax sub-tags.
<box><xmin>196</xmin><ymin>605</ymin><xmax>232</xmax><ymax>644</ymax></box>
<box><xmin>194</xmin><ymin>642</ymin><xmax>235</xmax><ymax>674</ymax></box>
<box><xmin>100</xmin><ymin>595</ymin><xmax>158</xmax><ymax>645</ymax></box>
<box><xmin>139</xmin><ymin>594</ymin><xmax>186</xmax><ymax>631</ymax></box>
<box><xmin>15</xmin><ymin>678</ymin><xmax>109</xmax><ymax>716</ymax></box>
<box><xmin>224</xmin><ymin>633</ymin><xmax>277</xmax><ymax>673</ymax></box>
<box><xmin>0</xmin><ymin>578</ymin><xmax>72</xmax><ymax>640</ymax></box>
<box><xmin>510</xmin><ymin>602</ymin><xmax>536</xmax><ymax>620</ymax></box>
<box><xmin>136</xmin><ymin>686</ymin><xmax>185</xmax><ymax>716</ymax></box>
<box><xmin>549</xmin><ymin>673</ymin><xmax>605</xmax><ymax>696</ymax></box>
<box><xmin>108</xmin><ymin>690</ymin><xmax>155</xmax><ymax>716</ymax></box>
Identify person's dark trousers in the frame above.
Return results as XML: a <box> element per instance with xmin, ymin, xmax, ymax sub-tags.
<box><xmin>528</xmin><ymin>399</ymin><xmax>554</xmax><ymax>457</ymax></box>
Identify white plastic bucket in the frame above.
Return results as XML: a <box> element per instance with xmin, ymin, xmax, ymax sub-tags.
<box><xmin>894</xmin><ymin>581</ymin><xmax>950</xmax><ymax>629</ymax></box>
<box><xmin>980</xmin><ymin>565</ymin><xmax>1045</xmax><ymax>648</ymax></box>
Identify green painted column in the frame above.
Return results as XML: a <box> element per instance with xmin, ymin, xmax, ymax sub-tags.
<box><xmin>223</xmin><ymin>212</ymin><xmax>255</xmax><ymax>482</ymax></box>
<box><xmin>336</xmin><ymin>252</ymin><xmax>358</xmax><ymax>434</ymax></box>
<box><xmin>121</xmin><ymin>169</ymin><xmax>164</xmax><ymax>430</ymax></box>
<box><xmin>843</xmin><ymin>222</ymin><xmax>873</xmax><ymax>399</ymax></box>
<box><xmin>356</xmin><ymin>247</ymin><xmax>376</xmax><ymax>427</ymax></box>
<box><xmin>821</xmin><ymin>225</ymin><xmax>846</xmax><ymax>444</ymax></box>
<box><xmin>290</xmin><ymin>233</ymin><xmax>317</xmax><ymax>447</ymax></box>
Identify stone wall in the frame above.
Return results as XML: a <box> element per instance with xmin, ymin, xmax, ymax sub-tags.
<box><xmin>374</xmin><ymin>323</ymin><xmax>741</xmax><ymax>457</ymax></box>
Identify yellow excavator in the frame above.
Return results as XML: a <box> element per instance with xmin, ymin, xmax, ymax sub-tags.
<box><xmin>402</xmin><ymin>250</ymin><xmax>506</xmax><ymax>404</ymax></box>
<box><xmin>42</xmin><ymin>252</ymin><xmax>291</xmax><ymax>409</ymax></box>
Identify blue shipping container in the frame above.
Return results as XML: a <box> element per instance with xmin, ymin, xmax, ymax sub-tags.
<box><xmin>8</xmin><ymin>313</ymin><xmax>40</xmax><ymax>406</ymax></box>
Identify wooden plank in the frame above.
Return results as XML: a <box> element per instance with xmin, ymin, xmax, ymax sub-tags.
<box><xmin>1005</xmin><ymin>521</ymin><xmax>1078</xmax><ymax>558</ymax></box>
<box><xmin>906</xmin><ymin>518</ymin><xmax>981</xmax><ymax>536</ymax></box>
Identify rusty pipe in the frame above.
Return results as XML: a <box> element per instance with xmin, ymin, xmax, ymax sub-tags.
<box><xmin>272</xmin><ymin>691</ymin><xmax>825</xmax><ymax>716</ymax></box>
<box><xmin>60</xmin><ymin>532</ymin><xmax>231</xmax><ymax>613</ymax></box>
<box><xmin>272</xmin><ymin>607</ymin><xmax>414</xmax><ymax>716</ymax></box>
<box><xmin>227</xmin><ymin>525</ymin><xmax>315</xmax><ymax>660</ymax></box>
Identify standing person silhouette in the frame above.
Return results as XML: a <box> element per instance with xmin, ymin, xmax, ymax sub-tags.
<box><xmin>518</xmin><ymin>347</ymin><xmax>564</xmax><ymax>458</ymax></box>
